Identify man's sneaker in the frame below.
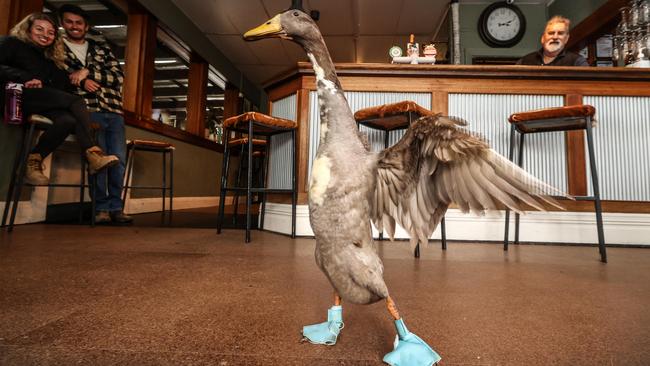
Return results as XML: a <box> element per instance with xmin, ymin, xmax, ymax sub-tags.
<box><xmin>24</xmin><ymin>153</ymin><xmax>49</xmax><ymax>185</ymax></box>
<box><xmin>95</xmin><ymin>210</ymin><xmax>111</xmax><ymax>224</ymax></box>
<box><xmin>85</xmin><ymin>146</ymin><xmax>119</xmax><ymax>174</ymax></box>
<box><xmin>110</xmin><ymin>211</ymin><xmax>133</xmax><ymax>224</ymax></box>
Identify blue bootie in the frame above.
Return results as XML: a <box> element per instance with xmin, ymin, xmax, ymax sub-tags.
<box><xmin>301</xmin><ymin>305</ymin><xmax>344</xmax><ymax>345</ymax></box>
<box><xmin>383</xmin><ymin>318</ymin><xmax>441</xmax><ymax>366</ymax></box>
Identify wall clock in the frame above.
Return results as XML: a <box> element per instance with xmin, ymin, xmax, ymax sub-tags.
<box><xmin>478</xmin><ymin>2</ymin><xmax>526</xmax><ymax>48</ymax></box>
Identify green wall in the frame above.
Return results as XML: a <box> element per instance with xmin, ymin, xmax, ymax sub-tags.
<box><xmin>549</xmin><ymin>0</ymin><xmax>608</xmax><ymax>26</ymax></box>
<box><xmin>124</xmin><ymin>126</ymin><xmax>221</xmax><ymax>199</ymax></box>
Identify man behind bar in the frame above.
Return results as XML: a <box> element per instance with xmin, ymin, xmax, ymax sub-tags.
<box><xmin>517</xmin><ymin>15</ymin><xmax>589</xmax><ymax>66</ymax></box>
<box><xmin>59</xmin><ymin>4</ymin><xmax>133</xmax><ymax>224</ymax></box>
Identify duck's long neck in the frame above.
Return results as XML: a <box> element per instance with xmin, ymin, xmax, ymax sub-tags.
<box><xmin>302</xmin><ymin>38</ymin><xmax>358</xmax><ymax>144</ymax></box>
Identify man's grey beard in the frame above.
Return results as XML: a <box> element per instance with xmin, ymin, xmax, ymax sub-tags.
<box><xmin>545</xmin><ymin>42</ymin><xmax>563</xmax><ymax>53</ymax></box>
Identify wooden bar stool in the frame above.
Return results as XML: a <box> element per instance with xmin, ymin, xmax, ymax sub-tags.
<box><xmin>354</xmin><ymin>101</ymin><xmax>447</xmax><ymax>257</ymax></box>
<box><xmin>217</xmin><ymin>112</ymin><xmax>297</xmax><ymax>243</ymax></box>
<box><xmin>504</xmin><ymin>104</ymin><xmax>606</xmax><ymax>263</ymax></box>
<box><xmin>121</xmin><ymin>139</ymin><xmax>175</xmax><ymax>222</ymax></box>
<box><xmin>2</xmin><ymin>114</ymin><xmax>97</xmax><ymax>231</ymax></box>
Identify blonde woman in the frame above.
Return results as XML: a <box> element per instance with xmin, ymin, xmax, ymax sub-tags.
<box><xmin>0</xmin><ymin>12</ymin><xmax>118</xmax><ymax>185</ymax></box>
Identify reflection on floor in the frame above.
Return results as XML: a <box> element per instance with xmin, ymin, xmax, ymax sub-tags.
<box><xmin>1</xmin><ymin>207</ymin><xmax>649</xmax><ymax>365</ymax></box>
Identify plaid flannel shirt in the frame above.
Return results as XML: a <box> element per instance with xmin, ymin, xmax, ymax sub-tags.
<box><xmin>64</xmin><ymin>38</ymin><xmax>124</xmax><ymax>114</ymax></box>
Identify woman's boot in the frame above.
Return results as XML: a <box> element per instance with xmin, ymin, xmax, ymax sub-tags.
<box><xmin>85</xmin><ymin>146</ymin><xmax>119</xmax><ymax>174</ymax></box>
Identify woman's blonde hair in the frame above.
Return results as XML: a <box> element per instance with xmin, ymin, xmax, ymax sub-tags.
<box><xmin>10</xmin><ymin>12</ymin><xmax>66</xmax><ymax>69</ymax></box>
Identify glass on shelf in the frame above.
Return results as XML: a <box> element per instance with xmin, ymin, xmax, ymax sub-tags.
<box><xmin>620</xmin><ymin>7</ymin><xmax>632</xmax><ymax>31</ymax></box>
<box><xmin>640</xmin><ymin>0</ymin><xmax>650</xmax><ymax>24</ymax></box>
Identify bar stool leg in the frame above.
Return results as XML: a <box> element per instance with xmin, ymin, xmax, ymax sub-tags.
<box><xmin>8</xmin><ymin>124</ymin><xmax>37</xmax><ymax>232</ymax></box>
<box><xmin>291</xmin><ymin>129</ymin><xmax>297</xmax><ymax>238</ymax></box>
<box><xmin>585</xmin><ymin>118</ymin><xmax>607</xmax><ymax>263</ymax></box>
<box><xmin>2</xmin><ymin>126</ymin><xmax>27</xmax><ymax>227</ymax></box>
<box><xmin>504</xmin><ymin>125</ymin><xmax>516</xmax><ymax>250</ymax></box>
<box><xmin>169</xmin><ymin>149</ymin><xmax>174</xmax><ymax>223</ymax></box>
<box><xmin>245</xmin><ymin>122</ymin><xmax>254</xmax><ymax>243</ymax></box>
<box><xmin>514</xmin><ymin>133</ymin><xmax>525</xmax><ymax>245</ymax></box>
<box><xmin>217</xmin><ymin>129</ymin><xmax>231</xmax><ymax>234</ymax></box>
<box><xmin>441</xmin><ymin>217</ymin><xmax>447</xmax><ymax>250</ymax></box>
<box><xmin>259</xmin><ymin>135</ymin><xmax>271</xmax><ymax>231</ymax></box>
<box><xmin>79</xmin><ymin>152</ymin><xmax>86</xmax><ymax>224</ymax></box>
<box><xmin>414</xmin><ymin>243</ymin><xmax>420</xmax><ymax>258</ymax></box>
<box><xmin>121</xmin><ymin>145</ymin><xmax>135</xmax><ymax>210</ymax></box>
<box><xmin>162</xmin><ymin>149</ymin><xmax>167</xmax><ymax>222</ymax></box>
<box><xmin>233</xmin><ymin>142</ymin><xmax>246</xmax><ymax>225</ymax></box>
<box><xmin>90</xmin><ymin>173</ymin><xmax>96</xmax><ymax>227</ymax></box>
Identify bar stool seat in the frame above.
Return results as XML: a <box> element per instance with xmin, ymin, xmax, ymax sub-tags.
<box><xmin>217</xmin><ymin>112</ymin><xmax>298</xmax><ymax>243</ymax></box>
<box><xmin>354</xmin><ymin>100</ymin><xmax>438</xmax><ymax>131</ymax></box>
<box><xmin>354</xmin><ymin>101</ymin><xmax>446</xmax><ymax>257</ymax></box>
<box><xmin>509</xmin><ymin>105</ymin><xmax>596</xmax><ymax>132</ymax></box>
<box><xmin>122</xmin><ymin>139</ymin><xmax>175</xmax><ymax>223</ymax></box>
<box><xmin>504</xmin><ymin>104</ymin><xmax>606</xmax><ymax>262</ymax></box>
<box><xmin>2</xmin><ymin>114</ymin><xmax>97</xmax><ymax>231</ymax></box>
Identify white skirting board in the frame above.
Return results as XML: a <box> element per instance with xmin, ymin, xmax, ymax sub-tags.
<box><xmin>260</xmin><ymin>203</ymin><xmax>650</xmax><ymax>246</ymax></box>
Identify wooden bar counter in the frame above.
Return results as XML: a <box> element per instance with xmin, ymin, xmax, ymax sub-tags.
<box><xmin>261</xmin><ymin>63</ymin><xmax>650</xmax><ymax>245</ymax></box>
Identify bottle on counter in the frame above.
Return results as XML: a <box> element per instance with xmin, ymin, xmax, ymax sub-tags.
<box><xmin>4</xmin><ymin>82</ymin><xmax>23</xmax><ymax>125</ymax></box>
<box><xmin>406</xmin><ymin>34</ymin><xmax>419</xmax><ymax>58</ymax></box>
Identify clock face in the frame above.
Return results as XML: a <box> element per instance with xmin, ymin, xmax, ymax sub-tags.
<box><xmin>486</xmin><ymin>7</ymin><xmax>521</xmax><ymax>41</ymax></box>
<box><xmin>478</xmin><ymin>3</ymin><xmax>526</xmax><ymax>48</ymax></box>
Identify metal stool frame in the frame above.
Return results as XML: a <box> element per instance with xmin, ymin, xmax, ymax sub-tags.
<box><xmin>503</xmin><ymin>114</ymin><xmax>607</xmax><ymax>263</ymax></box>
<box><xmin>121</xmin><ymin>142</ymin><xmax>174</xmax><ymax>223</ymax></box>
<box><xmin>2</xmin><ymin>117</ymin><xmax>96</xmax><ymax>231</ymax></box>
<box><xmin>217</xmin><ymin>120</ymin><xmax>297</xmax><ymax>243</ymax></box>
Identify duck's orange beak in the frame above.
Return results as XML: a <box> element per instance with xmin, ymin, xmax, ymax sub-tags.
<box><xmin>243</xmin><ymin>14</ymin><xmax>289</xmax><ymax>41</ymax></box>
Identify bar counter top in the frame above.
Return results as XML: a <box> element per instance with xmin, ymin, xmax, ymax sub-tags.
<box><xmin>266</xmin><ymin>63</ymin><xmax>650</xmax><ymax>89</ymax></box>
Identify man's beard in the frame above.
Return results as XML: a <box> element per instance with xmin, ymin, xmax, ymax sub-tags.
<box><xmin>66</xmin><ymin>31</ymin><xmax>86</xmax><ymax>41</ymax></box>
<box><xmin>545</xmin><ymin>41</ymin><xmax>563</xmax><ymax>53</ymax></box>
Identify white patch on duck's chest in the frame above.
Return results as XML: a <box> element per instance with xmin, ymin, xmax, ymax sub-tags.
<box><xmin>309</xmin><ymin>154</ymin><xmax>332</xmax><ymax>206</ymax></box>
<box><xmin>307</xmin><ymin>53</ymin><xmax>337</xmax><ymax>95</ymax></box>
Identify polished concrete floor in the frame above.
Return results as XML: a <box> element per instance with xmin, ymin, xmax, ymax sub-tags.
<box><xmin>1</xmin><ymin>209</ymin><xmax>649</xmax><ymax>365</ymax></box>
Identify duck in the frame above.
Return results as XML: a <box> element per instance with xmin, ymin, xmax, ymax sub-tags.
<box><xmin>244</xmin><ymin>2</ymin><xmax>563</xmax><ymax>365</ymax></box>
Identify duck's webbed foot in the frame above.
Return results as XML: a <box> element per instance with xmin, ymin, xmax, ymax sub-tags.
<box><xmin>301</xmin><ymin>293</ymin><xmax>344</xmax><ymax>346</ymax></box>
<box><xmin>383</xmin><ymin>297</ymin><xmax>441</xmax><ymax>366</ymax></box>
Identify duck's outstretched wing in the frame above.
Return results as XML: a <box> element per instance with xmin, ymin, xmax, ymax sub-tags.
<box><xmin>372</xmin><ymin>114</ymin><xmax>566</xmax><ymax>247</ymax></box>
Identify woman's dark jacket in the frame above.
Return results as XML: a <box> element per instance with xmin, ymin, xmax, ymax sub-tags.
<box><xmin>0</xmin><ymin>35</ymin><xmax>72</xmax><ymax>110</ymax></box>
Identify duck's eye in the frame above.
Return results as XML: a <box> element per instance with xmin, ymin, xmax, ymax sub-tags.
<box><xmin>293</xmin><ymin>11</ymin><xmax>299</xmax><ymax>16</ymax></box>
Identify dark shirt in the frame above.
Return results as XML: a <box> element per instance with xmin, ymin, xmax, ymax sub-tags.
<box><xmin>516</xmin><ymin>48</ymin><xmax>589</xmax><ymax>66</ymax></box>
<box><xmin>0</xmin><ymin>36</ymin><xmax>71</xmax><ymax>90</ymax></box>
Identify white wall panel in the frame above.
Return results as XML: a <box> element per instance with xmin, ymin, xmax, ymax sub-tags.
<box><xmin>268</xmin><ymin>94</ymin><xmax>296</xmax><ymax>189</ymax></box>
<box><xmin>448</xmin><ymin>94</ymin><xmax>566</xmax><ymax>192</ymax></box>
<box><xmin>584</xmin><ymin>96</ymin><xmax>650</xmax><ymax>201</ymax></box>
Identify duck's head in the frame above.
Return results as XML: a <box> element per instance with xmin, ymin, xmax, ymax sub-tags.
<box><xmin>243</xmin><ymin>2</ymin><xmax>321</xmax><ymax>45</ymax></box>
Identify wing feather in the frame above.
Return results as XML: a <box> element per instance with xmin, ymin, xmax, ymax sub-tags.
<box><xmin>371</xmin><ymin>114</ymin><xmax>569</xmax><ymax>249</ymax></box>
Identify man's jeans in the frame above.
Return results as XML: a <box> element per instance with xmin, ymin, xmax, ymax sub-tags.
<box><xmin>91</xmin><ymin>112</ymin><xmax>126</xmax><ymax>212</ymax></box>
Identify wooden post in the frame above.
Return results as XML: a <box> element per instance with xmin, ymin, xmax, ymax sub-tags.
<box><xmin>185</xmin><ymin>52</ymin><xmax>208</xmax><ymax>136</ymax></box>
<box><xmin>122</xmin><ymin>3</ymin><xmax>156</xmax><ymax>119</ymax></box>
<box><xmin>0</xmin><ymin>0</ymin><xmax>42</xmax><ymax>35</ymax></box>
<box><xmin>565</xmin><ymin>94</ymin><xmax>588</xmax><ymax>196</ymax></box>
<box><xmin>223</xmin><ymin>83</ymin><xmax>241</xmax><ymax>120</ymax></box>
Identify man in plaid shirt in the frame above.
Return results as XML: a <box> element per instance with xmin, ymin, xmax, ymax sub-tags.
<box><xmin>60</xmin><ymin>4</ymin><xmax>132</xmax><ymax>224</ymax></box>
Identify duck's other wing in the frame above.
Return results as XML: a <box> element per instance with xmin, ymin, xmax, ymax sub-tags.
<box><xmin>372</xmin><ymin>114</ymin><xmax>567</xmax><ymax>248</ymax></box>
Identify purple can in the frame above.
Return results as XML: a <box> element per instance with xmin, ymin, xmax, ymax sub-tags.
<box><xmin>4</xmin><ymin>82</ymin><xmax>23</xmax><ymax>125</ymax></box>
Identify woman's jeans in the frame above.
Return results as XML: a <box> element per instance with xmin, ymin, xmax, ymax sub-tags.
<box><xmin>91</xmin><ymin>112</ymin><xmax>126</xmax><ymax>212</ymax></box>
